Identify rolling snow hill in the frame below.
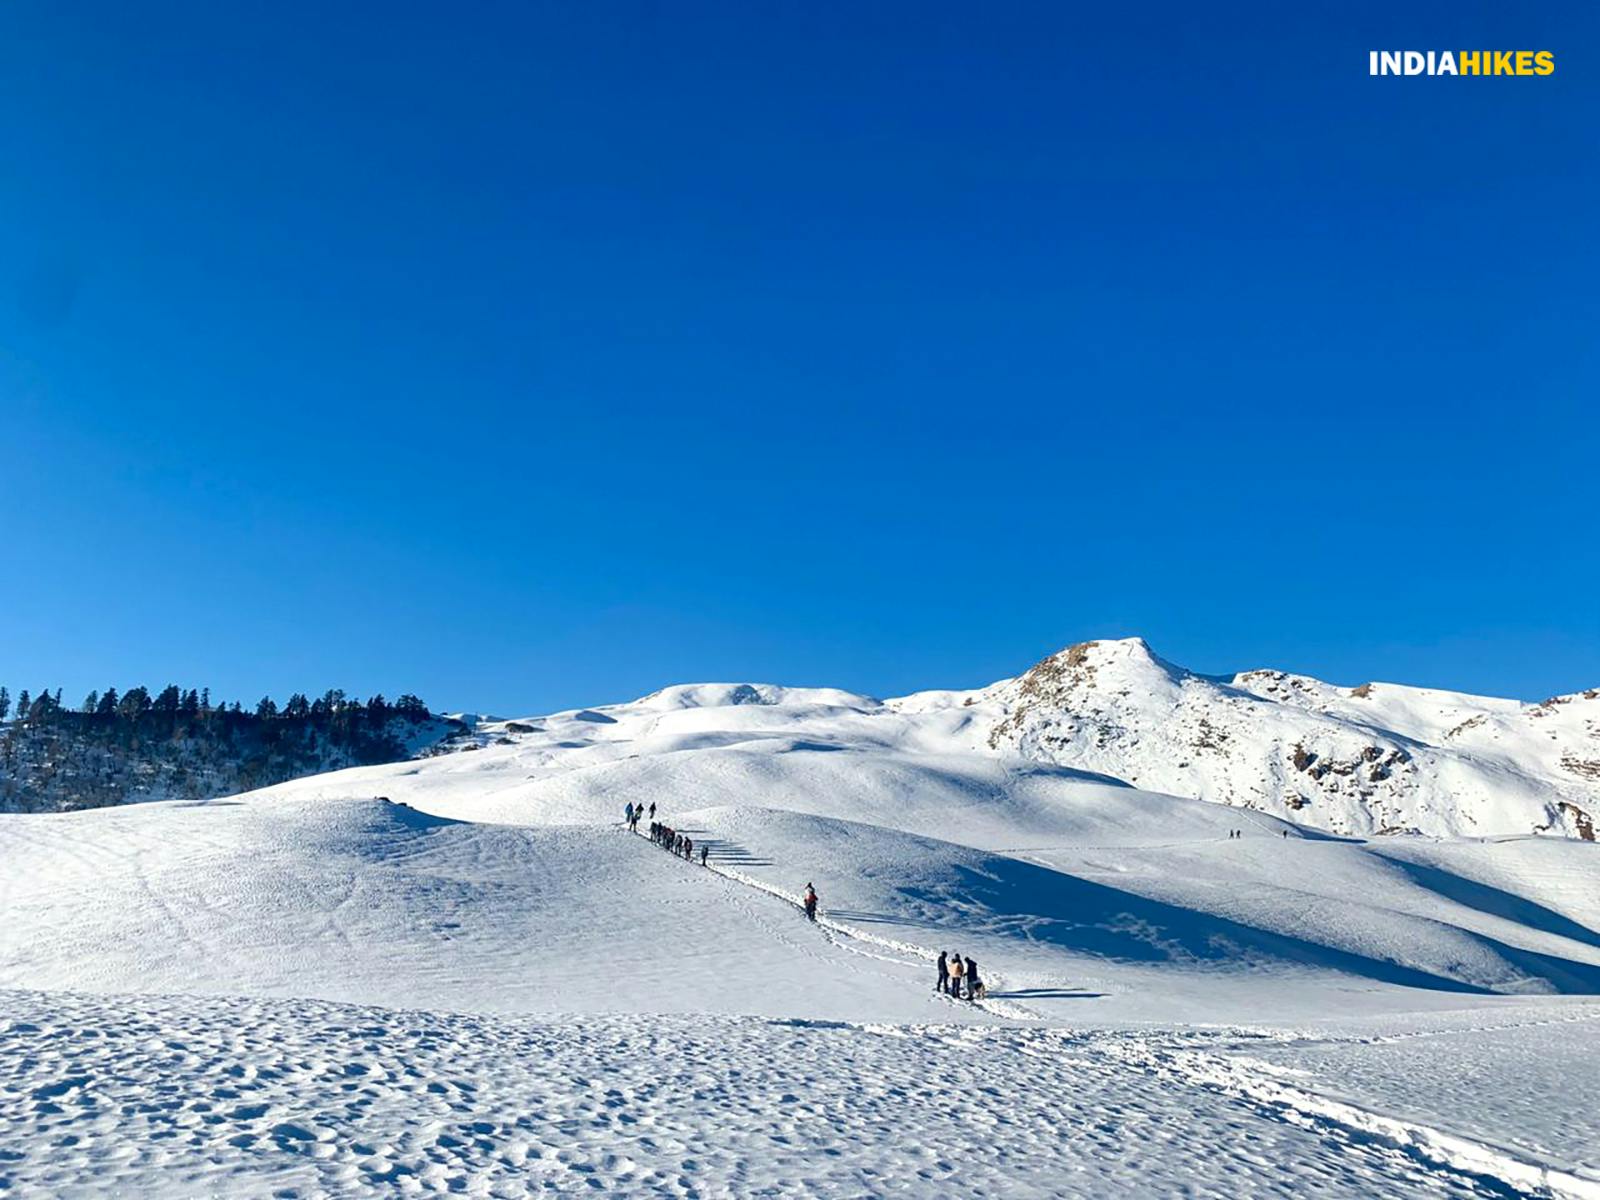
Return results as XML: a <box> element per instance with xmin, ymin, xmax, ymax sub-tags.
<box><xmin>4</xmin><ymin>639</ymin><xmax>1599</xmax><ymax>1197</ymax></box>
<box><xmin>282</xmin><ymin>636</ymin><xmax>1598</xmax><ymax>843</ymax></box>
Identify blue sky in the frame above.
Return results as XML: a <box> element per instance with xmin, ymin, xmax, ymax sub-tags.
<box><xmin>1</xmin><ymin>1</ymin><xmax>1596</xmax><ymax>714</ymax></box>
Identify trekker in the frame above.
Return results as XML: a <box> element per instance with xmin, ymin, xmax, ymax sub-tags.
<box><xmin>936</xmin><ymin>951</ymin><xmax>949</xmax><ymax>994</ymax></box>
<box><xmin>624</xmin><ymin>802</ymin><xmax>634</xmax><ymax>827</ymax></box>
<box><xmin>803</xmin><ymin>883</ymin><xmax>818</xmax><ymax>922</ymax></box>
<box><xmin>683</xmin><ymin>836</ymin><xmax>693</xmax><ymax>861</ymax></box>
<box><xmin>700</xmin><ymin>844</ymin><xmax>708</xmax><ymax>866</ymax></box>
<box><xmin>964</xmin><ymin>956</ymin><xmax>980</xmax><ymax>1001</ymax></box>
<box><xmin>948</xmin><ymin>953</ymin><xmax>964</xmax><ymax>996</ymax></box>
<box><xmin>649</xmin><ymin>802</ymin><xmax>656</xmax><ymax>820</ymax></box>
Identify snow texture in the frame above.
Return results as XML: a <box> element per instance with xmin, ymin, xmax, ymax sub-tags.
<box><xmin>2</xmin><ymin>638</ymin><xmax>1597</xmax><ymax>1196</ymax></box>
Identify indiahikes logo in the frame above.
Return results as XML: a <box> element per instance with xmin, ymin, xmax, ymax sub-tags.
<box><xmin>1369</xmin><ymin>50</ymin><xmax>1555</xmax><ymax>77</ymax></box>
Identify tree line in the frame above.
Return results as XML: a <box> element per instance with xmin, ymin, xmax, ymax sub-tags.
<box><xmin>0</xmin><ymin>684</ymin><xmax>431</xmax><ymax>727</ymax></box>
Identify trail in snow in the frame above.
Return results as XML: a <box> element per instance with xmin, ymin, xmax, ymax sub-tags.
<box><xmin>692</xmin><ymin>837</ymin><xmax>1045</xmax><ymax>1022</ymax></box>
<box><xmin>10</xmin><ymin>989</ymin><xmax>1594</xmax><ymax>1200</ymax></box>
<box><xmin>6</xmin><ymin>664</ymin><xmax>1599</xmax><ymax>1198</ymax></box>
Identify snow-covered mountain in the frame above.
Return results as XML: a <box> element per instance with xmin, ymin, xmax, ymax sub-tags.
<box><xmin>951</xmin><ymin>638</ymin><xmax>1600</xmax><ymax>840</ymax></box>
<box><xmin>5</xmin><ymin>638</ymin><xmax>1599</xmax><ymax>1196</ymax></box>
<box><xmin>442</xmin><ymin>636</ymin><xmax>1595</xmax><ymax>841</ymax></box>
<box><xmin>10</xmin><ymin>639</ymin><xmax>1593</xmax><ymax>838</ymax></box>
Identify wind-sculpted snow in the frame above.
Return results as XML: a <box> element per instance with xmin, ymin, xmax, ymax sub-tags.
<box><xmin>6</xmin><ymin>989</ymin><xmax>1597</xmax><ymax>1199</ymax></box>
<box><xmin>6</xmin><ymin>641</ymin><xmax>1600</xmax><ymax>1195</ymax></box>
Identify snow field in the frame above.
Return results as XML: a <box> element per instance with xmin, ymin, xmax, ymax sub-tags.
<box><xmin>8</xmin><ymin>989</ymin><xmax>1592</xmax><ymax>1199</ymax></box>
<box><xmin>4</xmin><ymin>652</ymin><xmax>1598</xmax><ymax>1197</ymax></box>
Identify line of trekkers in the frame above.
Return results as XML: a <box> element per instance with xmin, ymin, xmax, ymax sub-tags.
<box><xmin>626</xmin><ymin>800</ymin><xmax>708</xmax><ymax>867</ymax></box>
<box><xmin>624</xmin><ymin>800</ymin><xmax>822</xmax><ymax>923</ymax></box>
<box><xmin>625</xmin><ymin>801</ymin><xmax>976</xmax><ymax>999</ymax></box>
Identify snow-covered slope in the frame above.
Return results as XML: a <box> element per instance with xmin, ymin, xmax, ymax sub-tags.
<box><xmin>5</xmin><ymin>648</ymin><xmax>1600</xmax><ymax>1197</ymax></box>
<box><xmin>423</xmin><ymin>637</ymin><xmax>1597</xmax><ymax>840</ymax></box>
<box><xmin>14</xmin><ymin>675</ymin><xmax>1592</xmax><ymax>1013</ymax></box>
<box><xmin>951</xmin><ymin>637</ymin><xmax>1600</xmax><ymax>839</ymax></box>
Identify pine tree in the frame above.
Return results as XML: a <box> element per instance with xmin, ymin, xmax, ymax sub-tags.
<box><xmin>82</xmin><ymin>690</ymin><xmax>99</xmax><ymax>714</ymax></box>
<box><xmin>28</xmin><ymin>690</ymin><xmax>56</xmax><ymax>722</ymax></box>
<box><xmin>154</xmin><ymin>685</ymin><xmax>182</xmax><ymax>714</ymax></box>
<box><xmin>118</xmin><ymin>687</ymin><xmax>152</xmax><ymax>718</ymax></box>
<box><xmin>256</xmin><ymin>696</ymin><xmax>279</xmax><ymax>719</ymax></box>
<box><xmin>97</xmin><ymin>688</ymin><xmax>118</xmax><ymax>716</ymax></box>
<box><xmin>201</xmin><ymin>687</ymin><xmax>211</xmax><ymax>713</ymax></box>
<box><xmin>180</xmin><ymin>689</ymin><xmax>199</xmax><ymax>716</ymax></box>
<box><xmin>0</xmin><ymin>687</ymin><xmax>9</xmax><ymax>721</ymax></box>
<box><xmin>16</xmin><ymin>690</ymin><xmax>30</xmax><ymax>721</ymax></box>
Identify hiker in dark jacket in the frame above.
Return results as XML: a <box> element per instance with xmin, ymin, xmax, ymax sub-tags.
<box><xmin>936</xmin><ymin>951</ymin><xmax>949</xmax><ymax>994</ymax></box>
<box><xmin>700</xmin><ymin>844</ymin><xmax>708</xmax><ymax>866</ymax></box>
<box><xmin>682</xmin><ymin>835</ymin><xmax>693</xmax><ymax>861</ymax></box>
<box><xmin>964</xmin><ymin>956</ymin><xmax>980</xmax><ymax>1000</ymax></box>
<box><xmin>802</xmin><ymin>883</ymin><xmax>818</xmax><ymax>922</ymax></box>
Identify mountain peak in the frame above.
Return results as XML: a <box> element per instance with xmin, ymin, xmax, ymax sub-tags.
<box><xmin>1031</xmin><ymin>637</ymin><xmax>1187</xmax><ymax>684</ymax></box>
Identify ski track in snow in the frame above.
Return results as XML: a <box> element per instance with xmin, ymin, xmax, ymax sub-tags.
<box><xmin>6</xmin><ymin>989</ymin><xmax>1595</xmax><ymax>1200</ymax></box>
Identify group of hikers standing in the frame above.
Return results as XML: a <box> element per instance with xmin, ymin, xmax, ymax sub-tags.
<box><xmin>937</xmin><ymin>950</ymin><xmax>983</xmax><ymax>1001</ymax></box>
<box><xmin>626</xmin><ymin>801</ymin><xmax>708</xmax><ymax>866</ymax></box>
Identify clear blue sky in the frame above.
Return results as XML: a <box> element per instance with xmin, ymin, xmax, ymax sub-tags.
<box><xmin>2</xmin><ymin>1</ymin><xmax>1596</xmax><ymax>714</ymax></box>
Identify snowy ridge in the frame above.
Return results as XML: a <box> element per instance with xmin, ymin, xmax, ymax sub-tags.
<box><xmin>464</xmin><ymin>636</ymin><xmax>1598</xmax><ymax>840</ymax></box>
<box><xmin>964</xmin><ymin>638</ymin><xmax>1600</xmax><ymax>839</ymax></box>
<box><xmin>4</xmin><ymin>636</ymin><xmax>1599</xmax><ymax>1196</ymax></box>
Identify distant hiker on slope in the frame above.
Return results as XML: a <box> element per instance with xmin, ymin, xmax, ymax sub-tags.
<box><xmin>624</xmin><ymin>802</ymin><xmax>634</xmax><ymax>828</ymax></box>
<box><xmin>936</xmin><ymin>951</ymin><xmax>949</xmax><ymax>994</ymax></box>
<box><xmin>649</xmin><ymin>802</ymin><xmax>656</xmax><ymax>820</ymax></box>
<box><xmin>964</xmin><ymin>956</ymin><xmax>981</xmax><ymax>1001</ymax></box>
<box><xmin>682</xmin><ymin>835</ymin><xmax>693</xmax><ymax>862</ymax></box>
<box><xmin>700</xmin><ymin>844</ymin><xmax>708</xmax><ymax>866</ymax></box>
<box><xmin>948</xmin><ymin>953</ymin><xmax>964</xmax><ymax>997</ymax></box>
<box><xmin>803</xmin><ymin>884</ymin><xmax>818</xmax><ymax>922</ymax></box>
